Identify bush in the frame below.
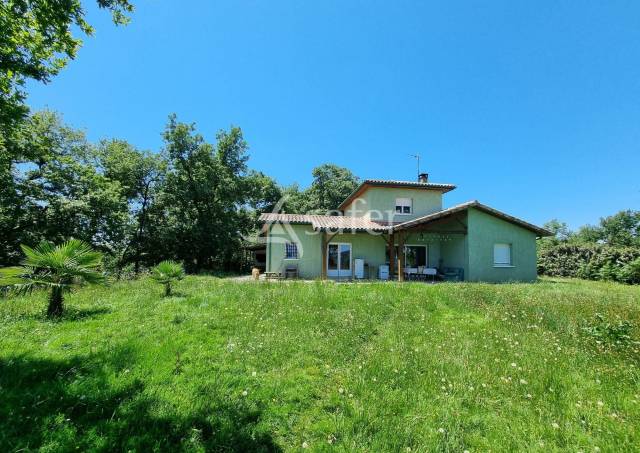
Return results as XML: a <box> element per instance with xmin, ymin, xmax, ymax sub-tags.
<box><xmin>150</xmin><ymin>260</ymin><xmax>185</xmax><ymax>296</ymax></box>
<box><xmin>538</xmin><ymin>243</ymin><xmax>640</xmax><ymax>284</ymax></box>
<box><xmin>618</xmin><ymin>257</ymin><xmax>640</xmax><ymax>284</ymax></box>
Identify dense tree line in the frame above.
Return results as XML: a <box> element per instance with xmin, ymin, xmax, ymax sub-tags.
<box><xmin>538</xmin><ymin>211</ymin><xmax>640</xmax><ymax>283</ymax></box>
<box><xmin>0</xmin><ymin>110</ymin><xmax>359</xmax><ymax>273</ymax></box>
<box><xmin>0</xmin><ymin>111</ymin><xmax>280</xmax><ymax>272</ymax></box>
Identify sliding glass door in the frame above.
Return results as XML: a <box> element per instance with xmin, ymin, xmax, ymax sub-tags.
<box><xmin>327</xmin><ymin>243</ymin><xmax>352</xmax><ymax>278</ymax></box>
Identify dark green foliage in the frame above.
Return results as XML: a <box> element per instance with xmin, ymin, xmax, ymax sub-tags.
<box><xmin>618</xmin><ymin>257</ymin><xmax>640</xmax><ymax>284</ymax></box>
<box><xmin>538</xmin><ymin>243</ymin><xmax>640</xmax><ymax>283</ymax></box>
<box><xmin>538</xmin><ymin>211</ymin><xmax>640</xmax><ymax>284</ymax></box>
<box><xmin>0</xmin><ymin>111</ymin><xmax>279</xmax><ymax>273</ymax></box>
<box><xmin>0</xmin><ymin>0</ymin><xmax>133</xmax><ymax>136</ymax></box>
<box><xmin>582</xmin><ymin>313</ymin><xmax>636</xmax><ymax>348</ymax></box>
<box><xmin>279</xmin><ymin>164</ymin><xmax>359</xmax><ymax>214</ymax></box>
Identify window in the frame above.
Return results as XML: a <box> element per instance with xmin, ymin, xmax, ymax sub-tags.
<box><xmin>285</xmin><ymin>242</ymin><xmax>298</xmax><ymax>259</ymax></box>
<box><xmin>405</xmin><ymin>245</ymin><xmax>427</xmax><ymax>267</ymax></box>
<box><xmin>493</xmin><ymin>243</ymin><xmax>512</xmax><ymax>266</ymax></box>
<box><xmin>395</xmin><ymin>198</ymin><xmax>412</xmax><ymax>214</ymax></box>
<box><xmin>385</xmin><ymin>245</ymin><xmax>428</xmax><ymax>267</ymax></box>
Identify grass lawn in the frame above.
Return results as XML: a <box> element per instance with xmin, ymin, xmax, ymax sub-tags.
<box><xmin>1</xmin><ymin>277</ymin><xmax>639</xmax><ymax>452</ymax></box>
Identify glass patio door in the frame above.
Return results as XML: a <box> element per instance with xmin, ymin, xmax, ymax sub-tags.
<box><xmin>327</xmin><ymin>243</ymin><xmax>352</xmax><ymax>278</ymax></box>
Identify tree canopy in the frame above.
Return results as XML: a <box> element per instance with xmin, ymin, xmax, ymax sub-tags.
<box><xmin>0</xmin><ymin>0</ymin><xmax>133</xmax><ymax>135</ymax></box>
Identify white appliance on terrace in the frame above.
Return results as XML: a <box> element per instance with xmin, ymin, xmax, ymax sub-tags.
<box><xmin>354</xmin><ymin>259</ymin><xmax>365</xmax><ymax>279</ymax></box>
<box><xmin>378</xmin><ymin>264</ymin><xmax>389</xmax><ymax>280</ymax></box>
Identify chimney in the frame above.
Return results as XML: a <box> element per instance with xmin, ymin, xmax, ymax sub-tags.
<box><xmin>418</xmin><ymin>172</ymin><xmax>429</xmax><ymax>183</ymax></box>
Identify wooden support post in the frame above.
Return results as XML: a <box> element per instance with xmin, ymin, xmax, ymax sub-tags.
<box><xmin>397</xmin><ymin>231</ymin><xmax>405</xmax><ymax>282</ymax></box>
<box><xmin>321</xmin><ymin>231</ymin><xmax>327</xmax><ymax>280</ymax></box>
<box><xmin>388</xmin><ymin>232</ymin><xmax>395</xmax><ymax>278</ymax></box>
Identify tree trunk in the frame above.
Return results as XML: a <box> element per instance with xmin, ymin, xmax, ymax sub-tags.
<box><xmin>47</xmin><ymin>287</ymin><xmax>64</xmax><ymax>318</ymax></box>
<box><xmin>165</xmin><ymin>283</ymin><xmax>172</xmax><ymax>297</ymax></box>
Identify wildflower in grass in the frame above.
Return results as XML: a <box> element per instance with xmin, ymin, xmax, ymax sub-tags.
<box><xmin>551</xmin><ymin>422</ymin><xmax>559</xmax><ymax>429</ymax></box>
<box><xmin>511</xmin><ymin>362</ymin><xmax>517</xmax><ymax>367</ymax></box>
<box><xmin>242</xmin><ymin>390</ymin><xmax>248</xmax><ymax>396</ymax></box>
<box><xmin>252</xmin><ymin>371</ymin><xmax>257</xmax><ymax>377</ymax></box>
<box><xmin>302</xmin><ymin>441</ymin><xmax>309</xmax><ymax>448</ymax></box>
<box><xmin>338</xmin><ymin>387</ymin><xmax>344</xmax><ymax>394</ymax></box>
<box><xmin>526</xmin><ymin>393</ymin><xmax>532</xmax><ymax>399</ymax></box>
<box><xmin>597</xmin><ymin>401</ymin><xmax>604</xmax><ymax>407</ymax></box>
<box><xmin>519</xmin><ymin>379</ymin><xmax>527</xmax><ymax>385</ymax></box>
<box><xmin>438</xmin><ymin>428</ymin><xmax>445</xmax><ymax>434</ymax></box>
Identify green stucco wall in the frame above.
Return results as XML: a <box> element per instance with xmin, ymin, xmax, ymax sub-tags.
<box><xmin>267</xmin><ymin>224</ymin><xmax>322</xmax><ymax>278</ymax></box>
<box><xmin>266</xmin><ymin>207</ymin><xmax>539</xmax><ymax>282</ymax></box>
<box><xmin>344</xmin><ymin>187</ymin><xmax>443</xmax><ymax>222</ymax></box>
<box><xmin>466</xmin><ymin>208</ymin><xmax>538</xmax><ymax>282</ymax></box>
<box><xmin>266</xmin><ymin>225</ymin><xmax>447</xmax><ymax>279</ymax></box>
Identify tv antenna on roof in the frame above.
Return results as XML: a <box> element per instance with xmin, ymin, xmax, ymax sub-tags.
<box><xmin>410</xmin><ymin>153</ymin><xmax>421</xmax><ymax>178</ymax></box>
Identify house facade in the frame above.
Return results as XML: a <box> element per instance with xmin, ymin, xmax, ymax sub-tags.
<box><xmin>259</xmin><ymin>175</ymin><xmax>551</xmax><ymax>282</ymax></box>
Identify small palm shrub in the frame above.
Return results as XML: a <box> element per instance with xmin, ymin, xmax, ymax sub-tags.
<box><xmin>0</xmin><ymin>267</ymin><xmax>26</xmax><ymax>297</ymax></box>
<box><xmin>150</xmin><ymin>260</ymin><xmax>185</xmax><ymax>296</ymax></box>
<box><xmin>17</xmin><ymin>240</ymin><xmax>104</xmax><ymax>317</ymax></box>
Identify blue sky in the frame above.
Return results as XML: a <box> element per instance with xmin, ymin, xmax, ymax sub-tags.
<box><xmin>27</xmin><ymin>0</ymin><xmax>640</xmax><ymax>228</ymax></box>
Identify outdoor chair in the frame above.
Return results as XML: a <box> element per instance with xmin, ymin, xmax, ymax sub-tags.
<box><xmin>284</xmin><ymin>264</ymin><xmax>299</xmax><ymax>279</ymax></box>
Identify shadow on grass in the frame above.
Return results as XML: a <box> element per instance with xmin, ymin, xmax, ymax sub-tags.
<box><xmin>0</xmin><ymin>349</ymin><xmax>281</xmax><ymax>452</ymax></box>
<box><xmin>60</xmin><ymin>306</ymin><xmax>112</xmax><ymax>321</ymax></box>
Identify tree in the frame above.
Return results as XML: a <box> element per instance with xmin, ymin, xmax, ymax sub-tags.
<box><xmin>306</xmin><ymin>164</ymin><xmax>359</xmax><ymax>213</ymax></box>
<box><xmin>17</xmin><ymin>239</ymin><xmax>104</xmax><ymax>317</ymax></box>
<box><xmin>573</xmin><ymin>210</ymin><xmax>640</xmax><ymax>247</ymax></box>
<box><xmin>97</xmin><ymin>140</ymin><xmax>166</xmax><ymax>271</ymax></box>
<box><xmin>0</xmin><ymin>0</ymin><xmax>134</xmax><ymax>135</ymax></box>
<box><xmin>538</xmin><ymin>219</ymin><xmax>573</xmax><ymax>249</ymax></box>
<box><xmin>599</xmin><ymin>210</ymin><xmax>640</xmax><ymax>247</ymax></box>
<box><xmin>275</xmin><ymin>164</ymin><xmax>360</xmax><ymax>214</ymax></box>
<box><xmin>150</xmin><ymin>260</ymin><xmax>184</xmax><ymax>296</ymax></box>
<box><xmin>0</xmin><ymin>111</ymin><xmax>130</xmax><ymax>263</ymax></box>
<box><xmin>158</xmin><ymin>114</ymin><xmax>257</xmax><ymax>271</ymax></box>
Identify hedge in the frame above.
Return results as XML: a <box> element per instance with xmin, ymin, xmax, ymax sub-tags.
<box><xmin>537</xmin><ymin>243</ymin><xmax>640</xmax><ymax>284</ymax></box>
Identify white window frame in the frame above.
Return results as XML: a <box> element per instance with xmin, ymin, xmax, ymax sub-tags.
<box><xmin>395</xmin><ymin>197</ymin><xmax>412</xmax><ymax>215</ymax></box>
<box><xmin>493</xmin><ymin>243</ymin><xmax>513</xmax><ymax>267</ymax></box>
<box><xmin>284</xmin><ymin>242</ymin><xmax>299</xmax><ymax>260</ymax></box>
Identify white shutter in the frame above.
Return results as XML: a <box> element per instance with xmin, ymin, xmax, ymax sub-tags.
<box><xmin>493</xmin><ymin>243</ymin><xmax>511</xmax><ymax>265</ymax></box>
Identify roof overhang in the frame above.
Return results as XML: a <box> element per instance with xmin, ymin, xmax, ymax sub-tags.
<box><xmin>393</xmin><ymin>201</ymin><xmax>553</xmax><ymax>237</ymax></box>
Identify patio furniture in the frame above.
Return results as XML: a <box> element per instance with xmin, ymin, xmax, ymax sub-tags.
<box><xmin>284</xmin><ymin>264</ymin><xmax>299</xmax><ymax>279</ymax></box>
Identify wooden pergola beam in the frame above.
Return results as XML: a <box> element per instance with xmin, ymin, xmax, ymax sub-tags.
<box><xmin>397</xmin><ymin>231</ymin><xmax>405</xmax><ymax>282</ymax></box>
<box><xmin>388</xmin><ymin>232</ymin><xmax>395</xmax><ymax>278</ymax></box>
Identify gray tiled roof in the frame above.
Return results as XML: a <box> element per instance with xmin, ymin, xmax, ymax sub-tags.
<box><xmin>362</xmin><ymin>179</ymin><xmax>457</xmax><ymax>190</ymax></box>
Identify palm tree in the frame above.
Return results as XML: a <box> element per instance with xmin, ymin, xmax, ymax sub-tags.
<box><xmin>18</xmin><ymin>240</ymin><xmax>104</xmax><ymax>317</ymax></box>
<box><xmin>150</xmin><ymin>260</ymin><xmax>185</xmax><ymax>296</ymax></box>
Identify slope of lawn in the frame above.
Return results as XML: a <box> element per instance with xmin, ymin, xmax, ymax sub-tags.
<box><xmin>0</xmin><ymin>277</ymin><xmax>639</xmax><ymax>452</ymax></box>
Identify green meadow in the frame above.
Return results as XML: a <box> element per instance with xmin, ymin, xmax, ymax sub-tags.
<box><xmin>1</xmin><ymin>277</ymin><xmax>638</xmax><ymax>452</ymax></box>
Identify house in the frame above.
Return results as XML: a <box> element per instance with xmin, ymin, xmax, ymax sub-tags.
<box><xmin>258</xmin><ymin>174</ymin><xmax>551</xmax><ymax>282</ymax></box>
